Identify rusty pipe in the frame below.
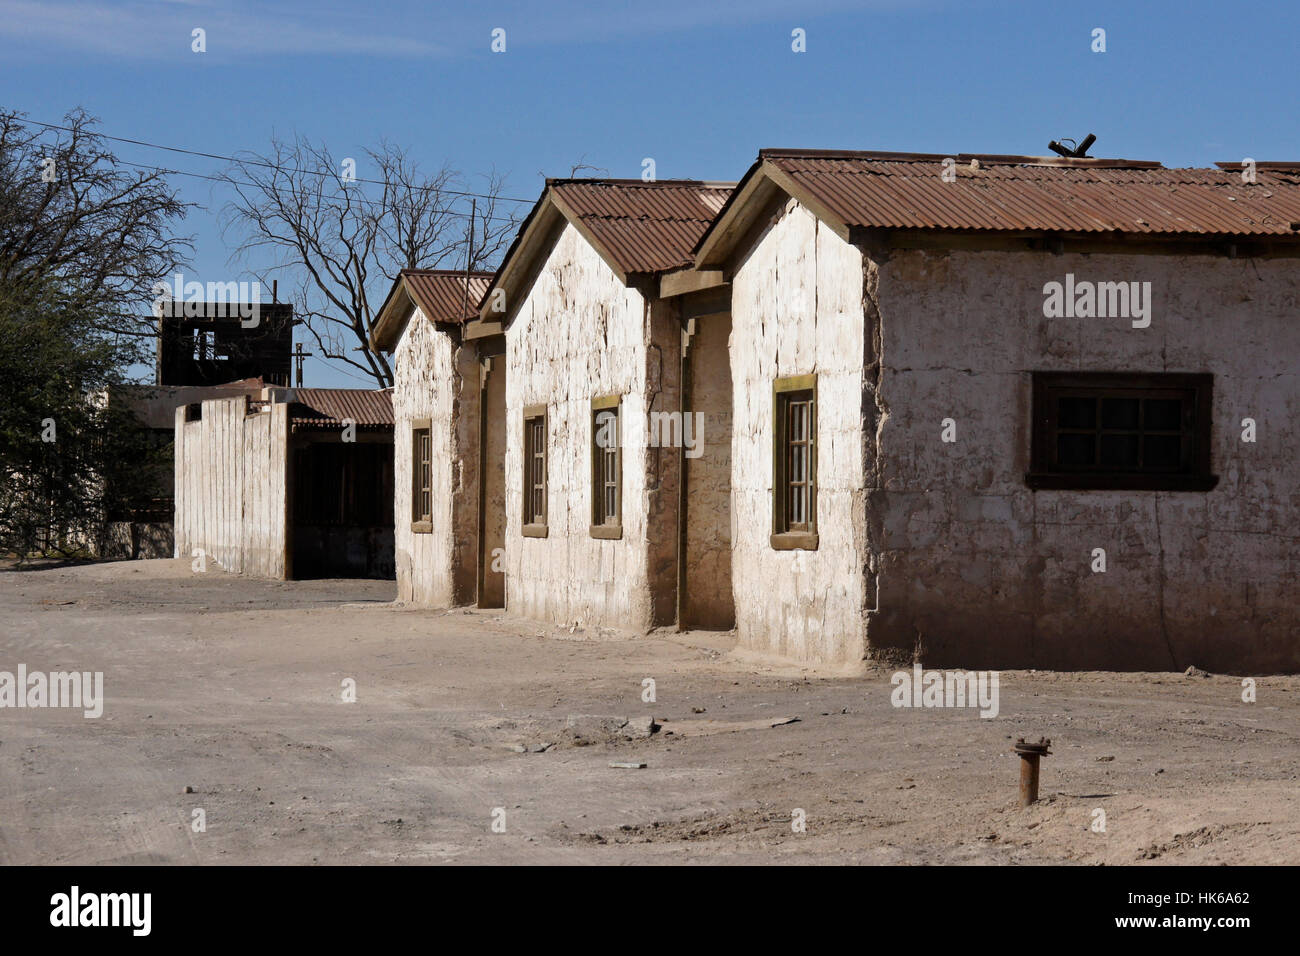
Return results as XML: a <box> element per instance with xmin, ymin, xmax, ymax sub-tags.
<box><xmin>1013</xmin><ymin>737</ymin><xmax>1051</xmax><ymax>807</ymax></box>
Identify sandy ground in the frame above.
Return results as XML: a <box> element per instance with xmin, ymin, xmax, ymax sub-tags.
<box><xmin>0</xmin><ymin>558</ymin><xmax>1297</xmax><ymax>865</ymax></box>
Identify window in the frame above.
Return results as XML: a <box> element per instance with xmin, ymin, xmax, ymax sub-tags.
<box><xmin>772</xmin><ymin>374</ymin><xmax>818</xmax><ymax>550</ymax></box>
<box><xmin>1028</xmin><ymin>372</ymin><xmax>1217</xmax><ymax>490</ymax></box>
<box><xmin>522</xmin><ymin>405</ymin><xmax>548</xmax><ymax>537</ymax></box>
<box><xmin>411</xmin><ymin>420</ymin><xmax>432</xmax><ymax>531</ymax></box>
<box><xmin>591</xmin><ymin>395</ymin><xmax>622</xmax><ymax>539</ymax></box>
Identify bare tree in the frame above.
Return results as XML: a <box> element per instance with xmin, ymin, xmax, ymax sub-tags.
<box><xmin>220</xmin><ymin>136</ymin><xmax>519</xmax><ymax>387</ymax></box>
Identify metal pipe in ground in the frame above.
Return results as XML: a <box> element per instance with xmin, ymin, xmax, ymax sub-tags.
<box><xmin>1013</xmin><ymin>737</ymin><xmax>1051</xmax><ymax>807</ymax></box>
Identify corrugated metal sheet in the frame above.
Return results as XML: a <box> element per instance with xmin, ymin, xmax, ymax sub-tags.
<box><xmin>550</xmin><ymin>180</ymin><xmax>733</xmax><ymax>274</ymax></box>
<box><xmin>401</xmin><ymin>269</ymin><xmax>493</xmax><ymax>323</ymax></box>
<box><xmin>763</xmin><ymin>151</ymin><xmax>1300</xmax><ymax>236</ymax></box>
<box><xmin>289</xmin><ymin>388</ymin><xmax>393</xmax><ymax>426</ymax></box>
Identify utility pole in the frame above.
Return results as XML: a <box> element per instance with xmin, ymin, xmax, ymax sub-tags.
<box><xmin>293</xmin><ymin>342</ymin><xmax>312</xmax><ymax>387</ymax></box>
<box><xmin>461</xmin><ymin>197</ymin><xmax>476</xmax><ymax>321</ymax></box>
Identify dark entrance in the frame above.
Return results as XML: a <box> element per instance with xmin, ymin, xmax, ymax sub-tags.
<box><xmin>289</xmin><ymin>435</ymin><xmax>395</xmax><ymax>579</ymax></box>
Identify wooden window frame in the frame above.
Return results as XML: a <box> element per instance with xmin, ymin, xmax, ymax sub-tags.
<box><xmin>522</xmin><ymin>404</ymin><xmax>548</xmax><ymax>537</ymax></box>
<box><xmin>411</xmin><ymin>419</ymin><xmax>433</xmax><ymax>533</ymax></box>
<box><xmin>1027</xmin><ymin>372</ymin><xmax>1218</xmax><ymax>491</ymax></box>
<box><xmin>771</xmin><ymin>374</ymin><xmax>819</xmax><ymax>550</ymax></box>
<box><xmin>590</xmin><ymin>394</ymin><xmax>623</xmax><ymax>539</ymax></box>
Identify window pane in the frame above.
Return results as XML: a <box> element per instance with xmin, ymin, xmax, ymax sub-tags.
<box><xmin>1058</xmin><ymin>433</ymin><xmax>1095</xmax><ymax>466</ymax></box>
<box><xmin>1058</xmin><ymin>397</ymin><xmax>1095</xmax><ymax>429</ymax></box>
<box><xmin>1144</xmin><ymin>399</ymin><xmax>1182</xmax><ymax>431</ymax></box>
<box><xmin>1144</xmin><ymin>435</ymin><xmax>1181</xmax><ymax>469</ymax></box>
<box><xmin>1034</xmin><ymin>374</ymin><xmax>1210</xmax><ymax>488</ymax></box>
<box><xmin>1101</xmin><ymin>398</ymin><xmax>1139</xmax><ymax>430</ymax></box>
<box><xmin>1100</xmin><ymin>433</ymin><xmax>1140</xmax><ymax>467</ymax></box>
<box><xmin>776</xmin><ymin>386</ymin><xmax>816</xmax><ymax>533</ymax></box>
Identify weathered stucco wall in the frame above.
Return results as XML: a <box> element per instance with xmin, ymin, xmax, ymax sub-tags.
<box><xmin>504</xmin><ymin>223</ymin><xmax>678</xmax><ymax>632</ymax></box>
<box><xmin>870</xmin><ymin>248</ymin><xmax>1300</xmax><ymax>673</ymax></box>
<box><xmin>729</xmin><ymin>200</ymin><xmax>869</xmax><ymax>666</ymax></box>
<box><xmin>478</xmin><ymin>355</ymin><xmax>507</xmax><ymax>607</ymax></box>
<box><xmin>683</xmin><ymin>311</ymin><xmax>734</xmax><ymax>628</ymax></box>
<box><xmin>391</xmin><ymin>309</ymin><xmax>479</xmax><ymax>606</ymax></box>
<box><xmin>174</xmin><ymin>398</ymin><xmax>288</xmax><ymax>577</ymax></box>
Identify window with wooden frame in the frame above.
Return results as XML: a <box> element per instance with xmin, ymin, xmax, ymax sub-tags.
<box><xmin>1028</xmin><ymin>372</ymin><xmax>1217</xmax><ymax>491</ymax></box>
<box><xmin>590</xmin><ymin>395</ymin><xmax>622</xmax><ymax>539</ymax></box>
<box><xmin>411</xmin><ymin>419</ymin><xmax>432</xmax><ymax>532</ymax></box>
<box><xmin>772</xmin><ymin>374</ymin><xmax>818</xmax><ymax>550</ymax></box>
<box><xmin>522</xmin><ymin>405</ymin><xmax>548</xmax><ymax>537</ymax></box>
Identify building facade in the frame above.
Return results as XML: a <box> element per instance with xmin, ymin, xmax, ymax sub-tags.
<box><xmin>174</xmin><ymin>386</ymin><xmax>394</xmax><ymax>579</ymax></box>
<box><xmin>695</xmin><ymin>149</ymin><xmax>1300</xmax><ymax>673</ymax></box>
<box><xmin>384</xmin><ymin>152</ymin><xmax>1300</xmax><ymax>675</ymax></box>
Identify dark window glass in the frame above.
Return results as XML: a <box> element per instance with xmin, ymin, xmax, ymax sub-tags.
<box><xmin>1029</xmin><ymin>373</ymin><xmax>1215</xmax><ymax>491</ymax></box>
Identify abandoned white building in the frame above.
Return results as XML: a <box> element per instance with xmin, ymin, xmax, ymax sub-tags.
<box><xmin>107</xmin><ymin>378</ymin><xmax>267</xmax><ymax>559</ymax></box>
<box><xmin>370</xmin><ymin>269</ymin><xmax>494</xmax><ymax>606</ymax></box>
<box><xmin>174</xmin><ymin>386</ymin><xmax>395</xmax><ymax>579</ymax></box>
<box><xmin>105</xmin><ymin>301</ymin><xmax>295</xmax><ymax>559</ymax></box>
<box><xmin>382</xmin><ymin>152</ymin><xmax>1300</xmax><ymax>675</ymax></box>
<box><xmin>469</xmin><ymin>178</ymin><xmax>734</xmax><ymax>631</ymax></box>
<box><xmin>693</xmin><ymin>148</ymin><xmax>1300</xmax><ymax>673</ymax></box>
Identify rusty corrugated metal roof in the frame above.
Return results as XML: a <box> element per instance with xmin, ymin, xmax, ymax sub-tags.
<box><xmin>401</xmin><ymin>269</ymin><xmax>494</xmax><ymax>324</ymax></box>
<box><xmin>288</xmin><ymin>388</ymin><xmax>393</xmax><ymax>427</ymax></box>
<box><xmin>760</xmin><ymin>150</ymin><xmax>1300</xmax><ymax>236</ymax></box>
<box><xmin>549</xmin><ymin>180</ymin><xmax>733</xmax><ymax>274</ymax></box>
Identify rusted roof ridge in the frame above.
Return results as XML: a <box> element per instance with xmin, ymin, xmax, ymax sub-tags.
<box><xmin>400</xmin><ymin>269</ymin><xmax>494</xmax><ymax>324</ymax></box>
<box><xmin>760</xmin><ymin>147</ymin><xmax>1163</xmax><ymax>168</ymax></box>
<box><xmin>288</xmin><ymin>388</ymin><xmax>393</xmax><ymax>426</ymax></box>
<box><xmin>767</xmin><ymin>154</ymin><xmax>1300</xmax><ymax>236</ymax></box>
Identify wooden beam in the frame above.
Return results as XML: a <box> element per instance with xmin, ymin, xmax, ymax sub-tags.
<box><xmin>659</xmin><ymin>268</ymin><xmax>727</xmax><ymax>298</ymax></box>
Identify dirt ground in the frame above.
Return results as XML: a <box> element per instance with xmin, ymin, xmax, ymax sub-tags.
<box><xmin>0</xmin><ymin>558</ymin><xmax>1296</xmax><ymax>865</ymax></box>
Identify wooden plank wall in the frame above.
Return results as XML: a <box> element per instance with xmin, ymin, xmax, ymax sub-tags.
<box><xmin>174</xmin><ymin>397</ymin><xmax>288</xmax><ymax>578</ymax></box>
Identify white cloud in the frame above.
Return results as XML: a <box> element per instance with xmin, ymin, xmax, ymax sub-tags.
<box><xmin>0</xmin><ymin>0</ymin><xmax>448</xmax><ymax>59</ymax></box>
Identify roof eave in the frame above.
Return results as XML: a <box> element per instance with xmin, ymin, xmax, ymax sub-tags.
<box><xmin>695</xmin><ymin>158</ymin><xmax>854</xmax><ymax>269</ymax></box>
<box><xmin>370</xmin><ymin>278</ymin><xmax>416</xmax><ymax>353</ymax></box>
<box><xmin>547</xmin><ymin>188</ymin><xmax>633</xmax><ymax>285</ymax></box>
<box><xmin>477</xmin><ymin>191</ymin><xmax>566</xmax><ymax>327</ymax></box>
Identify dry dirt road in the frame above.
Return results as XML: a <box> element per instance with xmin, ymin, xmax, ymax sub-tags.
<box><xmin>0</xmin><ymin>559</ymin><xmax>1297</xmax><ymax>865</ymax></box>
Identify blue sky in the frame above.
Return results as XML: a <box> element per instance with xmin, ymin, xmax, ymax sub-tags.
<box><xmin>2</xmin><ymin>0</ymin><xmax>1296</xmax><ymax>386</ymax></box>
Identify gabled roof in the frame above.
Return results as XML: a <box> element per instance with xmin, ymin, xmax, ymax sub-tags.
<box><xmin>370</xmin><ymin>269</ymin><xmax>494</xmax><ymax>352</ymax></box>
<box><xmin>550</xmin><ymin>180</ymin><xmax>733</xmax><ymax>274</ymax></box>
<box><xmin>476</xmin><ymin>179</ymin><xmax>733</xmax><ymax>326</ymax></box>
<box><xmin>696</xmin><ymin>149</ymin><xmax>1300</xmax><ymax>267</ymax></box>
<box><xmin>287</xmin><ymin>388</ymin><xmax>393</xmax><ymax>427</ymax></box>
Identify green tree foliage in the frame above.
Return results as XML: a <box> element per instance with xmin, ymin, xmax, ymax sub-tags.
<box><xmin>0</xmin><ymin>109</ymin><xmax>187</xmax><ymax>558</ymax></box>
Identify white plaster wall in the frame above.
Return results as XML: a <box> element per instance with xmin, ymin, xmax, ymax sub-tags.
<box><xmin>391</xmin><ymin>309</ymin><xmax>467</xmax><ymax>606</ymax></box>
<box><xmin>504</xmin><ymin>223</ymin><xmax>659</xmax><ymax>631</ymax></box>
<box><xmin>729</xmin><ymin>200</ymin><xmax>868</xmax><ymax>666</ymax></box>
<box><xmin>872</xmin><ymin>248</ymin><xmax>1300</xmax><ymax>673</ymax></box>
